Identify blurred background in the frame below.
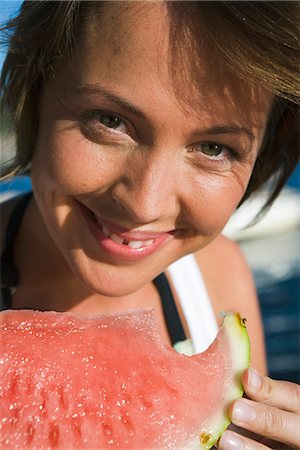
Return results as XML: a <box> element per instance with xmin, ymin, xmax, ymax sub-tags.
<box><xmin>224</xmin><ymin>175</ymin><xmax>300</xmax><ymax>383</ymax></box>
<box><xmin>1</xmin><ymin>1</ymin><xmax>299</xmax><ymax>383</ymax></box>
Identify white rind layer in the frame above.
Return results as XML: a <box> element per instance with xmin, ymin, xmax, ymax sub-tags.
<box><xmin>184</xmin><ymin>312</ymin><xmax>250</xmax><ymax>450</ymax></box>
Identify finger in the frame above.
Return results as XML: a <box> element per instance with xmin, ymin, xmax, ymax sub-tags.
<box><xmin>230</xmin><ymin>398</ymin><xmax>300</xmax><ymax>448</ymax></box>
<box><xmin>243</xmin><ymin>368</ymin><xmax>300</xmax><ymax>414</ymax></box>
<box><xmin>218</xmin><ymin>429</ymin><xmax>270</xmax><ymax>450</ymax></box>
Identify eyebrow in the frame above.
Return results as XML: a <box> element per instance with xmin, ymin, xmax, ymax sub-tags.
<box><xmin>71</xmin><ymin>84</ymin><xmax>145</xmax><ymax>119</ymax></box>
<box><xmin>71</xmin><ymin>84</ymin><xmax>255</xmax><ymax>142</ymax></box>
<box><xmin>200</xmin><ymin>126</ymin><xmax>255</xmax><ymax>143</ymax></box>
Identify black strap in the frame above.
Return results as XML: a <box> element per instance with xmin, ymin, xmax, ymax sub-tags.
<box><xmin>1</xmin><ymin>192</ymin><xmax>33</xmax><ymax>309</ymax></box>
<box><xmin>153</xmin><ymin>273</ymin><xmax>187</xmax><ymax>345</ymax></box>
<box><xmin>1</xmin><ymin>192</ymin><xmax>33</xmax><ymax>268</ymax></box>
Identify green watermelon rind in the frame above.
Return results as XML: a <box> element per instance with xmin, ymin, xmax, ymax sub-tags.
<box><xmin>185</xmin><ymin>312</ymin><xmax>250</xmax><ymax>450</ymax></box>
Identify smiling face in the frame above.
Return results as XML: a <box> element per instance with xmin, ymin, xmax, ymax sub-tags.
<box><xmin>31</xmin><ymin>2</ymin><xmax>272</xmax><ymax>297</ymax></box>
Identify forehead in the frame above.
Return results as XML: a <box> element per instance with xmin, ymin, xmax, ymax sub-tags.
<box><xmin>55</xmin><ymin>1</ymin><xmax>272</xmax><ymax>128</ymax></box>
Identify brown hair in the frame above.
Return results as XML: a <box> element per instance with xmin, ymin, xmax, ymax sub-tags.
<box><xmin>1</xmin><ymin>1</ymin><xmax>299</xmax><ymax>216</ymax></box>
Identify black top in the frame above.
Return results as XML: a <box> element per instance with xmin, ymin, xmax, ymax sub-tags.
<box><xmin>0</xmin><ymin>193</ymin><xmax>187</xmax><ymax>345</ymax></box>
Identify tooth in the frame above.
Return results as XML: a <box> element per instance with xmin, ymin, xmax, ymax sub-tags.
<box><xmin>128</xmin><ymin>240</ymin><xmax>143</xmax><ymax>249</ymax></box>
<box><xmin>102</xmin><ymin>226</ymin><xmax>111</xmax><ymax>237</ymax></box>
<box><xmin>96</xmin><ymin>219</ymin><xmax>155</xmax><ymax>248</ymax></box>
<box><xmin>144</xmin><ymin>239</ymin><xmax>154</xmax><ymax>246</ymax></box>
<box><xmin>110</xmin><ymin>233</ymin><xmax>125</xmax><ymax>245</ymax></box>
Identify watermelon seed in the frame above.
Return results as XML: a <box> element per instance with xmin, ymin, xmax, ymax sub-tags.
<box><xmin>26</xmin><ymin>420</ymin><xmax>35</xmax><ymax>445</ymax></box>
<box><xmin>57</xmin><ymin>385</ymin><xmax>67</xmax><ymax>409</ymax></box>
<box><xmin>49</xmin><ymin>420</ymin><xmax>59</xmax><ymax>447</ymax></box>
<box><xmin>102</xmin><ymin>420</ymin><xmax>113</xmax><ymax>438</ymax></box>
<box><xmin>71</xmin><ymin>416</ymin><xmax>82</xmax><ymax>438</ymax></box>
<box><xmin>139</xmin><ymin>396</ymin><xmax>153</xmax><ymax>409</ymax></box>
<box><xmin>8</xmin><ymin>372</ymin><xmax>19</xmax><ymax>396</ymax></box>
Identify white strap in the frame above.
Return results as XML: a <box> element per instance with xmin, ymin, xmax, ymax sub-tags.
<box><xmin>167</xmin><ymin>254</ymin><xmax>218</xmax><ymax>353</ymax></box>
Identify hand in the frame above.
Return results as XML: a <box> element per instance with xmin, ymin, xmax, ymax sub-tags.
<box><xmin>218</xmin><ymin>368</ymin><xmax>300</xmax><ymax>449</ymax></box>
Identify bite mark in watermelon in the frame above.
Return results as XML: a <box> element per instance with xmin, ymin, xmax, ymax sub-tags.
<box><xmin>0</xmin><ymin>308</ymin><xmax>250</xmax><ymax>449</ymax></box>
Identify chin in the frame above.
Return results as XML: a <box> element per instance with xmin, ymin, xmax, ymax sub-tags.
<box><xmin>74</xmin><ymin>263</ymin><xmax>144</xmax><ymax>298</ymax></box>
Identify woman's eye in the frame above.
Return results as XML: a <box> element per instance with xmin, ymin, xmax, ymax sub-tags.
<box><xmin>80</xmin><ymin>110</ymin><xmax>131</xmax><ymax>142</ymax></box>
<box><xmin>198</xmin><ymin>143</ymin><xmax>227</xmax><ymax>157</ymax></box>
<box><xmin>98</xmin><ymin>114</ymin><xmax>127</xmax><ymax>132</ymax></box>
<box><xmin>187</xmin><ymin>141</ymin><xmax>238</xmax><ymax>171</ymax></box>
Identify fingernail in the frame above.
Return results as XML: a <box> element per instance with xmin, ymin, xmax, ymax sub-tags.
<box><xmin>248</xmin><ymin>367</ymin><xmax>261</xmax><ymax>390</ymax></box>
<box><xmin>218</xmin><ymin>430</ymin><xmax>245</xmax><ymax>450</ymax></box>
<box><xmin>232</xmin><ymin>399</ymin><xmax>256</xmax><ymax>422</ymax></box>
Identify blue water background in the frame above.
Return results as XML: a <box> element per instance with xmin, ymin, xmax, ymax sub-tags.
<box><xmin>258</xmin><ymin>166</ymin><xmax>299</xmax><ymax>383</ymax></box>
<box><xmin>250</xmin><ymin>165</ymin><xmax>299</xmax><ymax>383</ymax></box>
<box><xmin>260</xmin><ymin>273</ymin><xmax>299</xmax><ymax>383</ymax></box>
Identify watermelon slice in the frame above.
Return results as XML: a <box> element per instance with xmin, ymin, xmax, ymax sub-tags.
<box><xmin>0</xmin><ymin>308</ymin><xmax>249</xmax><ymax>449</ymax></box>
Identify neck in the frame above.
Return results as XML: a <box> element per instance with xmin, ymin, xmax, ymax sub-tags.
<box><xmin>12</xmin><ymin>196</ymin><xmax>89</xmax><ymax>311</ymax></box>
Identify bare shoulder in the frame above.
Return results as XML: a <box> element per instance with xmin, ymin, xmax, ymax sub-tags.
<box><xmin>194</xmin><ymin>234</ymin><xmax>256</xmax><ymax>311</ymax></box>
<box><xmin>194</xmin><ymin>234</ymin><xmax>267</xmax><ymax>374</ymax></box>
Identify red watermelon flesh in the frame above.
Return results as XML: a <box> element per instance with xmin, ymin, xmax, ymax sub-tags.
<box><xmin>0</xmin><ymin>308</ymin><xmax>249</xmax><ymax>449</ymax></box>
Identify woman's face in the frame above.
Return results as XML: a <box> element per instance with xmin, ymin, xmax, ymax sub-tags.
<box><xmin>31</xmin><ymin>2</ymin><xmax>272</xmax><ymax>296</ymax></box>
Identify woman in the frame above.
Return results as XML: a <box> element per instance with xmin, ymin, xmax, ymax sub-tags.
<box><xmin>1</xmin><ymin>1</ymin><xmax>299</xmax><ymax>448</ymax></box>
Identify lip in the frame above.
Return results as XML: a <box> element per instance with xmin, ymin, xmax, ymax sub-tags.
<box><xmin>76</xmin><ymin>201</ymin><xmax>175</xmax><ymax>262</ymax></box>
<box><xmin>94</xmin><ymin>216</ymin><xmax>169</xmax><ymax>241</ymax></box>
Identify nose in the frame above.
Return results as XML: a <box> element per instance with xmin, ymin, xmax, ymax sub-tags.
<box><xmin>110</xmin><ymin>150</ymin><xmax>180</xmax><ymax>224</ymax></box>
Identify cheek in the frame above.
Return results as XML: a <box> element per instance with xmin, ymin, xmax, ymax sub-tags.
<box><xmin>31</xmin><ymin>128</ymin><xmax>120</xmax><ymax>195</ymax></box>
<box><xmin>186</xmin><ymin>174</ymin><xmax>248</xmax><ymax>234</ymax></box>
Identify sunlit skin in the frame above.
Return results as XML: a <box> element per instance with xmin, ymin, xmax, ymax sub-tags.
<box><xmin>28</xmin><ymin>2</ymin><xmax>272</xmax><ymax>307</ymax></box>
